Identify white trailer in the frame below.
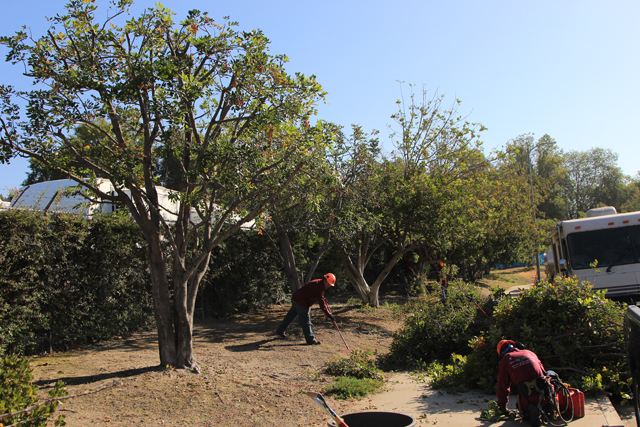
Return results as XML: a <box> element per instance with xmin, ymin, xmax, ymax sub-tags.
<box><xmin>8</xmin><ymin>179</ymin><xmax>254</xmax><ymax>228</ymax></box>
<box><xmin>547</xmin><ymin>206</ymin><xmax>640</xmax><ymax>298</ymax></box>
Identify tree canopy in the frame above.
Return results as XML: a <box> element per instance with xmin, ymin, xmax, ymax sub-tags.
<box><xmin>0</xmin><ymin>0</ymin><xmax>326</xmax><ymax>368</ymax></box>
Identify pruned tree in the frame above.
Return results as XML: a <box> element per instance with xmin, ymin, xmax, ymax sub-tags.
<box><xmin>0</xmin><ymin>0</ymin><xmax>326</xmax><ymax>368</ymax></box>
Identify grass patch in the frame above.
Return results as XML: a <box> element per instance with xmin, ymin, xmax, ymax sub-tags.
<box><xmin>325</xmin><ymin>377</ymin><xmax>384</xmax><ymax>400</ymax></box>
<box><xmin>323</xmin><ymin>350</ymin><xmax>384</xmax><ymax>400</ymax></box>
<box><xmin>481</xmin><ymin>273</ymin><xmax>517</xmax><ymax>283</ymax></box>
<box><xmin>324</xmin><ymin>350</ymin><xmax>382</xmax><ymax>380</ymax></box>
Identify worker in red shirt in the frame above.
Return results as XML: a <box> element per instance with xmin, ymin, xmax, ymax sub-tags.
<box><xmin>496</xmin><ymin>340</ymin><xmax>547</xmax><ymax>426</ymax></box>
<box><xmin>276</xmin><ymin>273</ymin><xmax>336</xmax><ymax>345</ymax></box>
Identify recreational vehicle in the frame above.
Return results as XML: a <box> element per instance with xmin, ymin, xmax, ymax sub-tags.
<box><xmin>547</xmin><ymin>207</ymin><xmax>640</xmax><ymax>299</ymax></box>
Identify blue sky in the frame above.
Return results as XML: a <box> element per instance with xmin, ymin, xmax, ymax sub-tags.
<box><xmin>1</xmin><ymin>0</ymin><xmax>639</xmax><ymax>195</ymax></box>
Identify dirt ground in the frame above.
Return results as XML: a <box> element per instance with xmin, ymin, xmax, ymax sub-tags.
<box><xmin>476</xmin><ymin>266</ymin><xmax>538</xmax><ymax>292</ymax></box>
<box><xmin>28</xmin><ymin>269</ymin><xmax>539</xmax><ymax>427</ymax></box>
<box><xmin>30</xmin><ymin>295</ymin><xmax>408</xmax><ymax>427</ymax></box>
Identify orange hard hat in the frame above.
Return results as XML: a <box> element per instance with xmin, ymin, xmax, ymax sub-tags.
<box><xmin>324</xmin><ymin>273</ymin><xmax>336</xmax><ymax>286</ymax></box>
<box><xmin>497</xmin><ymin>340</ymin><xmax>515</xmax><ymax>357</ymax></box>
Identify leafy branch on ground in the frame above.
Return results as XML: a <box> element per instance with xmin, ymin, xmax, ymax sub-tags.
<box><xmin>383</xmin><ymin>276</ymin><xmax>629</xmax><ymax>398</ymax></box>
<box><xmin>480</xmin><ymin>400</ymin><xmax>517</xmax><ymax>422</ymax></box>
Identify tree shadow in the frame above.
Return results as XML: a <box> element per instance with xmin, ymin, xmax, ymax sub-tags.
<box><xmin>33</xmin><ymin>365</ymin><xmax>161</xmax><ymax>387</ymax></box>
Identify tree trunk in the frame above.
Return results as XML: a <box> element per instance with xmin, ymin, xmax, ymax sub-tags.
<box><xmin>367</xmin><ymin>251</ymin><xmax>405</xmax><ymax>307</ymax></box>
<box><xmin>274</xmin><ymin>218</ymin><xmax>300</xmax><ymax>293</ymax></box>
<box><xmin>339</xmin><ymin>244</ymin><xmax>412</xmax><ymax>308</ymax></box>
<box><xmin>172</xmin><ymin>271</ymin><xmax>194</xmax><ymax>369</ymax></box>
<box><xmin>338</xmin><ymin>246</ymin><xmax>371</xmax><ymax>304</ymax></box>
<box><xmin>147</xmin><ymin>236</ymin><xmax>177</xmax><ymax>367</ymax></box>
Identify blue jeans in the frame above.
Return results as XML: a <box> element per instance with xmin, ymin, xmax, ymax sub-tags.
<box><xmin>276</xmin><ymin>300</ymin><xmax>315</xmax><ymax>343</ymax></box>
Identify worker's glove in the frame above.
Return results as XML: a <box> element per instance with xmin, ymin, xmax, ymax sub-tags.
<box><xmin>327</xmin><ymin>313</ymin><xmax>335</xmax><ymax>322</ymax></box>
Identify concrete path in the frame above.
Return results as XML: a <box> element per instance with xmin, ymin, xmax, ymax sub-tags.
<box><xmin>350</xmin><ymin>372</ymin><xmax>626</xmax><ymax>426</ymax></box>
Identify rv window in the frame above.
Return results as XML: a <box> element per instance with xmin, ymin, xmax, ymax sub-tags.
<box><xmin>566</xmin><ymin>226</ymin><xmax>638</xmax><ymax>269</ymax></box>
<box><xmin>630</xmin><ymin>226</ymin><xmax>640</xmax><ymax>263</ymax></box>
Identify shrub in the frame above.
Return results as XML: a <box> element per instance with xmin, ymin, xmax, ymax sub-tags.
<box><xmin>425</xmin><ymin>353</ymin><xmax>468</xmax><ymax>393</ymax></box>
<box><xmin>199</xmin><ymin>230</ymin><xmax>287</xmax><ymax>317</ymax></box>
<box><xmin>382</xmin><ymin>280</ymin><xmax>493</xmax><ymax>369</ymax></box>
<box><xmin>0</xmin><ymin>355</ymin><xmax>67</xmax><ymax>426</ymax></box>
<box><xmin>428</xmin><ymin>277</ymin><xmax>628</xmax><ymax>397</ymax></box>
<box><xmin>0</xmin><ymin>210</ymin><xmax>153</xmax><ymax>355</ymax></box>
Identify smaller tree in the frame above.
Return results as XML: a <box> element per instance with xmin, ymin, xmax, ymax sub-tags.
<box><xmin>333</xmin><ymin>86</ymin><xmax>488</xmax><ymax>306</ymax></box>
<box><xmin>621</xmin><ymin>173</ymin><xmax>640</xmax><ymax>213</ymax></box>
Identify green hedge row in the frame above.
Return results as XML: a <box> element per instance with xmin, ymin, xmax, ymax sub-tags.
<box><xmin>0</xmin><ymin>210</ymin><xmax>154</xmax><ymax>356</ymax></box>
<box><xmin>0</xmin><ymin>209</ymin><xmax>298</xmax><ymax>356</ymax></box>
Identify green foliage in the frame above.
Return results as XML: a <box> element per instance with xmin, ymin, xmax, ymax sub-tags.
<box><xmin>324</xmin><ymin>350</ymin><xmax>383</xmax><ymax>380</ymax></box>
<box><xmin>563</xmin><ymin>148</ymin><xmax>627</xmax><ymax>218</ymax></box>
<box><xmin>423</xmin><ymin>277</ymin><xmax>628</xmax><ymax>397</ymax></box>
<box><xmin>383</xmin><ymin>281</ymin><xmax>492</xmax><ymax>368</ymax></box>
<box><xmin>323</xmin><ymin>350</ymin><xmax>384</xmax><ymax>400</ymax></box>
<box><xmin>324</xmin><ymin>377</ymin><xmax>384</xmax><ymax>400</ymax></box>
<box><xmin>0</xmin><ymin>0</ymin><xmax>328</xmax><ymax>367</ymax></box>
<box><xmin>0</xmin><ymin>355</ymin><xmax>67</xmax><ymax>426</ymax></box>
<box><xmin>425</xmin><ymin>354</ymin><xmax>468</xmax><ymax>393</ymax></box>
<box><xmin>200</xmin><ymin>230</ymin><xmax>287</xmax><ymax>317</ymax></box>
<box><xmin>479</xmin><ymin>400</ymin><xmax>516</xmax><ymax>422</ymax></box>
<box><xmin>0</xmin><ymin>210</ymin><xmax>153</xmax><ymax>355</ymax></box>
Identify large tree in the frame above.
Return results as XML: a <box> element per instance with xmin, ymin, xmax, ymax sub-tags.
<box><xmin>0</xmin><ymin>1</ymin><xmax>325</xmax><ymax>368</ymax></box>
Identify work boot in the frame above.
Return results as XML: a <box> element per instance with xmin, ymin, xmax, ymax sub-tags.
<box><xmin>528</xmin><ymin>405</ymin><xmax>542</xmax><ymax>427</ymax></box>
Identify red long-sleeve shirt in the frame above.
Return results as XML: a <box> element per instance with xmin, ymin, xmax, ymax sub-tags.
<box><xmin>292</xmin><ymin>279</ymin><xmax>332</xmax><ymax>315</ymax></box>
<box><xmin>497</xmin><ymin>349</ymin><xmax>546</xmax><ymax>410</ymax></box>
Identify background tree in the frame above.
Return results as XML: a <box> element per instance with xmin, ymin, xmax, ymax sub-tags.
<box><xmin>0</xmin><ymin>1</ymin><xmax>325</xmax><ymax>368</ymax></box>
<box><xmin>621</xmin><ymin>173</ymin><xmax>640</xmax><ymax>213</ymax></box>
<box><xmin>333</xmin><ymin>87</ymin><xmax>488</xmax><ymax>306</ymax></box>
<box><xmin>531</xmin><ymin>135</ymin><xmax>568</xmax><ymax>220</ymax></box>
<box><xmin>563</xmin><ymin>148</ymin><xmax>627</xmax><ymax>218</ymax></box>
<box><xmin>263</xmin><ymin>121</ymin><xmax>344</xmax><ymax>293</ymax></box>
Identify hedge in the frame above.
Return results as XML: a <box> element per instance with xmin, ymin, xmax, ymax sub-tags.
<box><xmin>0</xmin><ymin>210</ymin><xmax>153</xmax><ymax>355</ymax></box>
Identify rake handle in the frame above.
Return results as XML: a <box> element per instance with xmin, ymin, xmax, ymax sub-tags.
<box><xmin>332</xmin><ymin>319</ymin><xmax>350</xmax><ymax>350</ymax></box>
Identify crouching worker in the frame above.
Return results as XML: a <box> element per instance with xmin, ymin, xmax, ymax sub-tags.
<box><xmin>496</xmin><ymin>340</ymin><xmax>547</xmax><ymax>427</ymax></box>
<box><xmin>276</xmin><ymin>273</ymin><xmax>336</xmax><ymax>345</ymax></box>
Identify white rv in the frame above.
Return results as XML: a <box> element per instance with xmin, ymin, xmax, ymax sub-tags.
<box><xmin>547</xmin><ymin>206</ymin><xmax>640</xmax><ymax>298</ymax></box>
